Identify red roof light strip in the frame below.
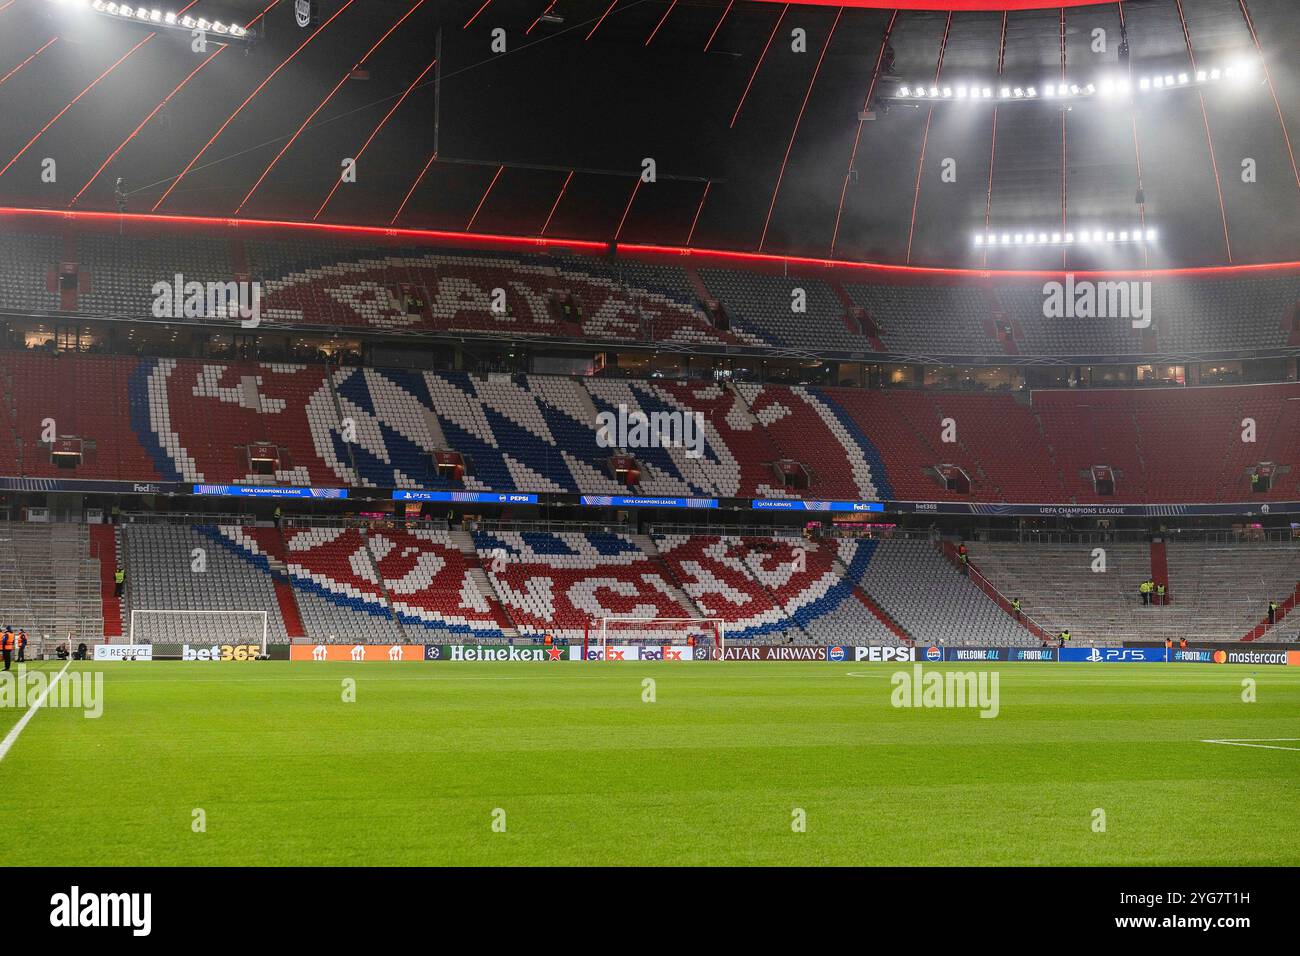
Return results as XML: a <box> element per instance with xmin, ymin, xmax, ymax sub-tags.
<box><xmin>0</xmin><ymin>206</ymin><xmax>1293</xmax><ymax>282</ymax></box>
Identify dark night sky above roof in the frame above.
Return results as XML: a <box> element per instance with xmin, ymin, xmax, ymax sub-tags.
<box><xmin>0</xmin><ymin>0</ymin><xmax>1297</xmax><ymax>269</ymax></box>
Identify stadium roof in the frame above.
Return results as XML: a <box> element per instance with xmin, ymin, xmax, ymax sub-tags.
<box><xmin>0</xmin><ymin>0</ymin><xmax>1296</xmax><ymax>268</ymax></box>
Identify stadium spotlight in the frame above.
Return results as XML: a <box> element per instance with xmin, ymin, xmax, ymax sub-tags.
<box><xmin>46</xmin><ymin>1</ymin><xmax>258</xmax><ymax>43</ymax></box>
<box><xmin>978</xmin><ymin>226</ymin><xmax>1156</xmax><ymax>248</ymax></box>
<box><xmin>888</xmin><ymin>56</ymin><xmax>1255</xmax><ymax>107</ymax></box>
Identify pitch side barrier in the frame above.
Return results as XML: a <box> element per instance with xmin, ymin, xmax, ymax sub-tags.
<box><xmin>90</xmin><ymin>643</ymin><xmax>1299</xmax><ymax>665</ymax></box>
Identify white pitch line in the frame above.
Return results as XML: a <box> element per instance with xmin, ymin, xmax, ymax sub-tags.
<box><xmin>0</xmin><ymin>660</ymin><xmax>70</xmax><ymax>763</ymax></box>
<box><xmin>1201</xmin><ymin>738</ymin><xmax>1300</xmax><ymax>752</ymax></box>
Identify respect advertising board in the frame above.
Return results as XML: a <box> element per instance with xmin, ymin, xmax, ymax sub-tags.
<box><xmin>93</xmin><ymin>644</ymin><xmax>154</xmax><ymax>661</ymax></box>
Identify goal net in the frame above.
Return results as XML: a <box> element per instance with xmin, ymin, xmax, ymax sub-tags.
<box><xmin>128</xmin><ymin>609</ymin><xmax>268</xmax><ymax>654</ymax></box>
<box><xmin>588</xmin><ymin>617</ymin><xmax>725</xmax><ymax>661</ymax></box>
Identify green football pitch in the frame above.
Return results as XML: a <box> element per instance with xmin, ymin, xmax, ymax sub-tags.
<box><xmin>0</xmin><ymin>660</ymin><xmax>1296</xmax><ymax>866</ymax></box>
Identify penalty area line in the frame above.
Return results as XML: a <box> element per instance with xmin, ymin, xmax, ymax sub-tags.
<box><xmin>0</xmin><ymin>659</ymin><xmax>71</xmax><ymax>763</ymax></box>
<box><xmin>1201</xmin><ymin>738</ymin><xmax>1300</xmax><ymax>752</ymax></box>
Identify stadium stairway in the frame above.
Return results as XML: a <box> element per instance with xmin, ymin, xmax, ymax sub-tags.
<box><xmin>89</xmin><ymin>524</ymin><xmax>123</xmax><ymax>638</ymax></box>
<box><xmin>967</xmin><ymin>542</ymin><xmax>1151</xmax><ymax>642</ymax></box>
<box><xmin>806</xmin><ymin>541</ymin><xmax>909</xmax><ymax>647</ymax></box>
<box><xmin>279</xmin><ymin>526</ymin><xmax>401</xmax><ymax>642</ymax></box>
<box><xmin>451</xmin><ymin>528</ymin><xmax>520</xmax><ymax>638</ymax></box>
<box><xmin>825</xmin><ymin>279</ymin><xmax>888</xmax><ymax>350</ymax></box>
<box><xmin>852</xmin><ymin>587</ymin><xmax>913</xmax><ymax>644</ymax></box>
<box><xmin>364</xmin><ymin>528</ymin><xmax>410</xmax><ymax>643</ymax></box>
<box><xmin>367</xmin><ymin>528</ymin><xmax>504</xmax><ymax>639</ymax></box>
<box><xmin>628</xmin><ymin>534</ymin><xmax>708</xmax><ymax>620</ymax></box>
<box><xmin>841</xmin><ymin>538</ymin><xmax>1029</xmax><ymax>645</ymax></box>
<box><xmin>1150</xmin><ymin>539</ymin><xmax>1170</xmax><ymax>602</ymax></box>
<box><xmin>939</xmin><ymin>540</ymin><xmax>1051</xmax><ymax>643</ymax></box>
<box><xmin>240</xmin><ymin>527</ymin><xmax>306</xmax><ymax>639</ymax></box>
<box><xmin>1241</xmin><ymin>580</ymin><xmax>1300</xmax><ymax>641</ymax></box>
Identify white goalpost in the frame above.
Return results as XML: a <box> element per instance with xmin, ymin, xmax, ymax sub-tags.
<box><xmin>128</xmin><ymin>609</ymin><xmax>269</xmax><ymax>654</ymax></box>
<box><xmin>591</xmin><ymin>616</ymin><xmax>725</xmax><ymax>660</ymax></box>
